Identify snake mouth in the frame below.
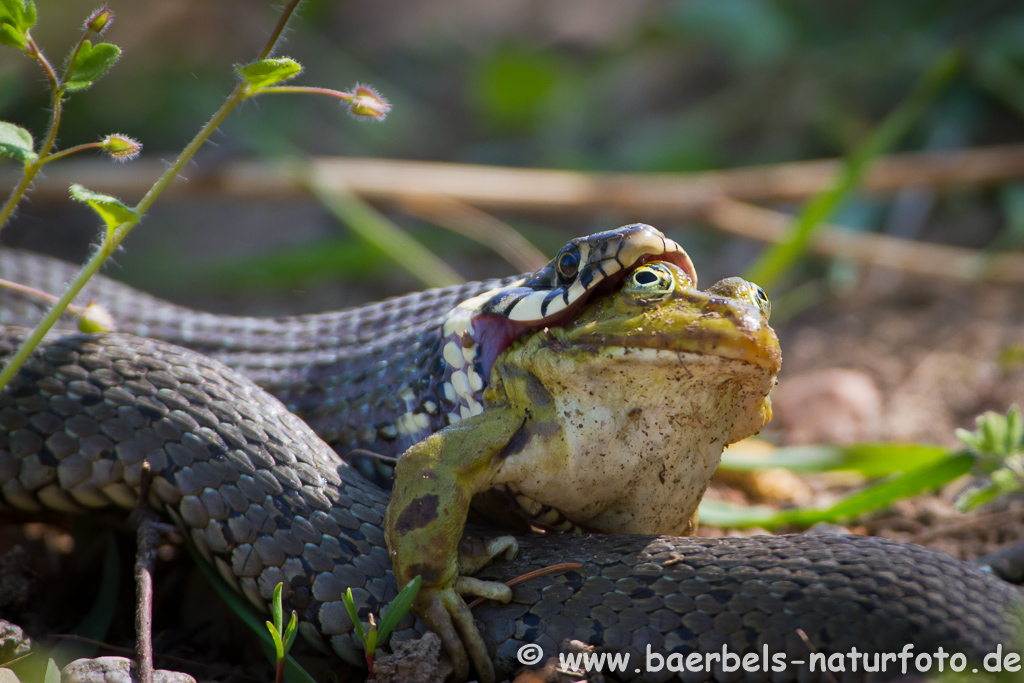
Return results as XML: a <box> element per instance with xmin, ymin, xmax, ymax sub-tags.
<box><xmin>472</xmin><ymin>250</ymin><xmax>695</xmax><ymax>377</ymax></box>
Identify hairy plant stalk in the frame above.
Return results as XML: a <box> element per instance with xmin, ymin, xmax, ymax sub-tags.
<box><xmin>0</xmin><ymin>1</ymin><xmax>305</xmax><ymax>390</ymax></box>
<box><xmin>0</xmin><ymin>38</ymin><xmax>64</xmax><ymax>228</ymax></box>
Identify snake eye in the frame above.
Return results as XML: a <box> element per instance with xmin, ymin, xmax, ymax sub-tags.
<box><xmin>556</xmin><ymin>246</ymin><xmax>580</xmax><ymax>281</ymax></box>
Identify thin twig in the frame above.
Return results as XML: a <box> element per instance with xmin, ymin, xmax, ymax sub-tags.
<box><xmin>347</xmin><ymin>448</ymin><xmax>399</xmax><ymax>464</ymax></box>
<box><xmin>704</xmin><ymin>196</ymin><xmax>1024</xmax><ymax>284</ymax></box>
<box><xmin>0</xmin><ymin>277</ymin><xmax>87</xmax><ymax>317</ymax></box>
<box><xmin>466</xmin><ymin>562</ymin><xmax>583</xmax><ymax>610</ymax></box>
<box><xmin>130</xmin><ymin>462</ymin><xmax>177</xmax><ymax>683</ymax></box>
<box><xmin>794</xmin><ymin>629</ymin><xmax>839</xmax><ymax>683</ymax></box>
<box><xmin>905</xmin><ymin>507</ymin><xmax>1024</xmax><ymax>543</ymax></box>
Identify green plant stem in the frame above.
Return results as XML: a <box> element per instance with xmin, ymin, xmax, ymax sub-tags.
<box><xmin>0</xmin><ymin>244</ymin><xmax>105</xmax><ymax>388</ymax></box>
<box><xmin>0</xmin><ymin>169</ymin><xmax>38</xmax><ymax>227</ymax></box>
<box><xmin>0</xmin><ymin>2</ymin><xmax>308</xmax><ymax>391</ymax></box>
<box><xmin>0</xmin><ymin>37</ymin><xmax>65</xmax><ymax>229</ymax></box>
<box><xmin>41</xmin><ymin>142</ymin><xmax>103</xmax><ymax>164</ymax></box>
<box><xmin>0</xmin><ymin>84</ymin><xmax>249</xmax><ymax>391</ymax></box>
<box><xmin>259</xmin><ymin>0</ymin><xmax>302</xmax><ymax>61</ymax></box>
<box><xmin>261</xmin><ymin>85</ymin><xmax>354</xmax><ymax>100</ymax></box>
<box><xmin>59</xmin><ymin>28</ymin><xmax>94</xmax><ymax>90</ymax></box>
<box><xmin>25</xmin><ymin>35</ymin><xmax>60</xmax><ymax>90</ymax></box>
<box><xmin>132</xmin><ymin>85</ymin><xmax>248</xmax><ymax>218</ymax></box>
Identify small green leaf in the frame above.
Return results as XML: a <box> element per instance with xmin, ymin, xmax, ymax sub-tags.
<box><xmin>365</xmin><ymin>620</ymin><xmax>377</xmax><ymax>657</ymax></box>
<box><xmin>43</xmin><ymin>660</ymin><xmax>58</xmax><ymax>683</ymax></box>
<box><xmin>0</xmin><ymin>121</ymin><xmax>35</xmax><ymax>163</ymax></box>
<box><xmin>0</xmin><ymin>0</ymin><xmax>32</xmax><ymax>31</ymax></box>
<box><xmin>65</xmin><ymin>40</ymin><xmax>121</xmax><ymax>92</ymax></box>
<box><xmin>376</xmin><ymin>575</ymin><xmax>420</xmax><ymax>645</ymax></box>
<box><xmin>69</xmin><ymin>184</ymin><xmax>139</xmax><ymax>241</ymax></box>
<box><xmin>283</xmin><ymin>611</ymin><xmax>298</xmax><ymax>655</ymax></box>
<box><xmin>236</xmin><ymin>57</ymin><xmax>302</xmax><ymax>94</ymax></box>
<box><xmin>264</xmin><ymin>620</ymin><xmax>285</xmax><ymax>660</ymax></box>
<box><xmin>1008</xmin><ymin>406</ymin><xmax>1023</xmax><ymax>451</ymax></box>
<box><xmin>0</xmin><ymin>23</ymin><xmax>24</xmax><ymax>49</ymax></box>
<box><xmin>271</xmin><ymin>582</ymin><xmax>284</xmax><ymax>638</ymax></box>
<box><xmin>342</xmin><ymin>588</ymin><xmax>366</xmax><ymax>645</ymax></box>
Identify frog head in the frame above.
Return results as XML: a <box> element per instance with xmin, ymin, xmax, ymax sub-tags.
<box><xmin>486</xmin><ymin>261</ymin><xmax>781</xmax><ymax>535</ymax></box>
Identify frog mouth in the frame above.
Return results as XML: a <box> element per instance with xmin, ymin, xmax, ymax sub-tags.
<box><xmin>571</xmin><ymin>316</ymin><xmax>781</xmax><ymax>375</ymax></box>
<box><xmin>471</xmin><ymin>250</ymin><xmax>696</xmax><ymax>377</ymax></box>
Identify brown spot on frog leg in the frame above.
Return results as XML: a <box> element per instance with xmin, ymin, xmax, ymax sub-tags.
<box><xmin>392</xmin><ymin>493</ymin><xmax>439</xmax><ymax>534</ymax></box>
<box><xmin>404</xmin><ymin>562</ymin><xmax>447</xmax><ymax>586</ymax></box>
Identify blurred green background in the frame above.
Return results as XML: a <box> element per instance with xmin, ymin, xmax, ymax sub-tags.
<box><xmin>1</xmin><ymin>0</ymin><xmax>1023</xmax><ymax>311</ymax></box>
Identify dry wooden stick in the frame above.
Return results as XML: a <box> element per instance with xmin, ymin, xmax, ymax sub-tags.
<box><xmin>704</xmin><ymin>196</ymin><xmax>1024</xmax><ymax>284</ymax></box>
<box><xmin>129</xmin><ymin>462</ymin><xmax>178</xmax><ymax>683</ymax></box>
<box><xmin>3</xmin><ymin>143</ymin><xmax>1022</xmax><ymax>216</ymax></box>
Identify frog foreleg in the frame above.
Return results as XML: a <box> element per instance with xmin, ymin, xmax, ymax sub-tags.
<box><xmin>384</xmin><ymin>406</ymin><xmax>527</xmax><ymax>683</ymax></box>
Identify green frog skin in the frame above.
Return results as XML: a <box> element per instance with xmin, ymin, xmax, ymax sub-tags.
<box><xmin>385</xmin><ymin>262</ymin><xmax>781</xmax><ymax>682</ymax></box>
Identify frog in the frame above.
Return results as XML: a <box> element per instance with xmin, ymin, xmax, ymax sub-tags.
<box><xmin>384</xmin><ymin>261</ymin><xmax>781</xmax><ymax>682</ymax></box>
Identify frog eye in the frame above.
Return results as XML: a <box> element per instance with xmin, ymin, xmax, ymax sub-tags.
<box><xmin>556</xmin><ymin>245</ymin><xmax>580</xmax><ymax>281</ymax></box>
<box><xmin>708</xmin><ymin>277</ymin><xmax>772</xmax><ymax>319</ymax></box>
<box><xmin>752</xmin><ymin>285</ymin><xmax>771</xmax><ymax>320</ymax></box>
<box><xmin>624</xmin><ymin>263</ymin><xmax>676</xmax><ymax>303</ymax></box>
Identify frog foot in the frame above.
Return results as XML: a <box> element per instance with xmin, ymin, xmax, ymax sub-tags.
<box><xmin>416</xmin><ymin>535</ymin><xmax>518</xmax><ymax>683</ymax></box>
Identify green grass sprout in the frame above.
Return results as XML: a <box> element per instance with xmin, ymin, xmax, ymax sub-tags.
<box><xmin>955</xmin><ymin>405</ymin><xmax>1024</xmax><ymax>511</ymax></box>
<box><xmin>342</xmin><ymin>575</ymin><xmax>421</xmax><ymax>672</ymax></box>
<box><xmin>265</xmin><ymin>583</ymin><xmax>299</xmax><ymax>683</ymax></box>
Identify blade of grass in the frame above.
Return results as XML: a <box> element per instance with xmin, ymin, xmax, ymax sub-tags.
<box><xmin>744</xmin><ymin>48</ymin><xmax>963</xmax><ymax>289</ymax></box>
<box><xmin>184</xmin><ymin>545</ymin><xmax>317</xmax><ymax>683</ymax></box>
<box><xmin>303</xmin><ymin>166</ymin><xmax>463</xmax><ymax>289</ymax></box>
<box><xmin>49</xmin><ymin>531</ymin><xmax>119</xmax><ymax>667</ymax></box>
<box><xmin>376</xmin><ymin>575</ymin><xmax>420</xmax><ymax>645</ymax></box>
<box><xmin>701</xmin><ymin>452</ymin><xmax>973</xmax><ymax>528</ymax></box>
<box><xmin>720</xmin><ymin>442</ymin><xmax>948</xmax><ymax>477</ymax></box>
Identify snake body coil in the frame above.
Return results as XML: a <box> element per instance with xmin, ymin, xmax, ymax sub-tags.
<box><xmin>0</xmin><ymin>249</ymin><xmax>1020</xmax><ymax>682</ymax></box>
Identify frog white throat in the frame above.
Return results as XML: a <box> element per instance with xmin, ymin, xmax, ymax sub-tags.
<box><xmin>488</xmin><ymin>344</ymin><xmax>775</xmax><ymax>536</ymax></box>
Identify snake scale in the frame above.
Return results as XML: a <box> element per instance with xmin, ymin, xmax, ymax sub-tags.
<box><xmin>0</xmin><ymin>243</ymin><xmax>1020</xmax><ymax>682</ymax></box>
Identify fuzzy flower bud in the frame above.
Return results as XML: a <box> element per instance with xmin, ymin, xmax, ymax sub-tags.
<box><xmin>346</xmin><ymin>85</ymin><xmax>391</xmax><ymax>120</ymax></box>
<box><xmin>100</xmin><ymin>133</ymin><xmax>141</xmax><ymax>161</ymax></box>
<box><xmin>85</xmin><ymin>6</ymin><xmax>114</xmax><ymax>34</ymax></box>
<box><xmin>78</xmin><ymin>301</ymin><xmax>116</xmax><ymax>333</ymax></box>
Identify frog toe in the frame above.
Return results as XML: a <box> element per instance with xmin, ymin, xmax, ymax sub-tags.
<box><xmin>418</xmin><ymin>587</ymin><xmax>496</xmax><ymax>683</ymax></box>
<box><xmin>458</xmin><ymin>534</ymin><xmax>519</xmax><ymax>574</ymax></box>
<box><xmin>456</xmin><ymin>575</ymin><xmax>513</xmax><ymax>603</ymax></box>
